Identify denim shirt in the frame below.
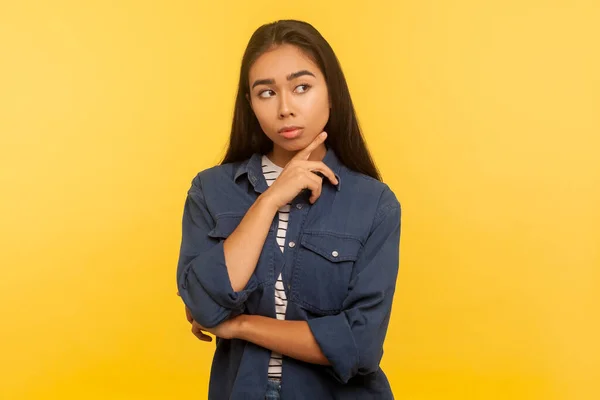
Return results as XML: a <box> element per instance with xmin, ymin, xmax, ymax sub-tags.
<box><xmin>176</xmin><ymin>146</ymin><xmax>402</xmax><ymax>400</ymax></box>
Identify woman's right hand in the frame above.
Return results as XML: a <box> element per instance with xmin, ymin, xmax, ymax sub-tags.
<box><xmin>262</xmin><ymin>131</ymin><xmax>339</xmax><ymax>209</ymax></box>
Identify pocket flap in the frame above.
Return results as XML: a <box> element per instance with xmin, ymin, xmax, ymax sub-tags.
<box><xmin>299</xmin><ymin>232</ymin><xmax>362</xmax><ymax>262</ymax></box>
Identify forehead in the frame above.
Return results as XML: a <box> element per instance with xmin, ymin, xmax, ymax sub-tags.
<box><xmin>249</xmin><ymin>44</ymin><xmax>322</xmax><ymax>80</ymax></box>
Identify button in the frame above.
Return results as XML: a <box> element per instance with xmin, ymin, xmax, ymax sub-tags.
<box><xmin>331</xmin><ymin>250</ymin><xmax>339</xmax><ymax>257</ymax></box>
<box><xmin>289</xmin><ymin>241</ymin><xmax>296</xmax><ymax>248</ymax></box>
<box><xmin>296</xmin><ymin>203</ymin><xmax>303</xmax><ymax>210</ymax></box>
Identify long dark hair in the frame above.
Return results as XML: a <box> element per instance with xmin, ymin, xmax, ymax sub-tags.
<box><xmin>220</xmin><ymin>19</ymin><xmax>382</xmax><ymax>181</ymax></box>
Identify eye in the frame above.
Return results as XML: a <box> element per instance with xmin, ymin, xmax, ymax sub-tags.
<box><xmin>295</xmin><ymin>84</ymin><xmax>311</xmax><ymax>93</ymax></box>
<box><xmin>258</xmin><ymin>89</ymin><xmax>275</xmax><ymax>99</ymax></box>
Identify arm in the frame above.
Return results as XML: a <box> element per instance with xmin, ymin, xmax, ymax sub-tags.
<box><xmin>176</xmin><ymin>174</ymin><xmax>278</xmax><ymax>328</ymax></box>
<box><xmin>223</xmin><ymin>194</ymin><xmax>279</xmax><ymax>291</ymax></box>
<box><xmin>236</xmin><ymin>315</ymin><xmax>330</xmax><ymax>366</ymax></box>
<box><xmin>307</xmin><ymin>191</ymin><xmax>401</xmax><ymax>383</ymax></box>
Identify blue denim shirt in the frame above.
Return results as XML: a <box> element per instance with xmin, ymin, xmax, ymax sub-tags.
<box><xmin>176</xmin><ymin>146</ymin><xmax>401</xmax><ymax>399</ymax></box>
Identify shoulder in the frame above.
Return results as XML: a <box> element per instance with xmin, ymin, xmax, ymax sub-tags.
<box><xmin>341</xmin><ymin>167</ymin><xmax>401</xmax><ymax>216</ymax></box>
<box><xmin>189</xmin><ymin>160</ymin><xmax>245</xmax><ymax>191</ymax></box>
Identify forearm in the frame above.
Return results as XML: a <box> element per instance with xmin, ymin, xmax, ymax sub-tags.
<box><xmin>236</xmin><ymin>315</ymin><xmax>330</xmax><ymax>366</ymax></box>
<box><xmin>224</xmin><ymin>194</ymin><xmax>278</xmax><ymax>291</ymax></box>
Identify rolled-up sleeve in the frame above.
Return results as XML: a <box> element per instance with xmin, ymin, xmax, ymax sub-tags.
<box><xmin>308</xmin><ymin>189</ymin><xmax>401</xmax><ymax>383</ymax></box>
<box><xmin>176</xmin><ymin>174</ymin><xmax>258</xmax><ymax>328</ymax></box>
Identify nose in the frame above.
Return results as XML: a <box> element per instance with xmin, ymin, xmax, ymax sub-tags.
<box><xmin>278</xmin><ymin>91</ymin><xmax>295</xmax><ymax>119</ymax></box>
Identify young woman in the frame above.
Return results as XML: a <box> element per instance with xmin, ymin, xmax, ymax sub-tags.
<box><xmin>176</xmin><ymin>19</ymin><xmax>402</xmax><ymax>400</ymax></box>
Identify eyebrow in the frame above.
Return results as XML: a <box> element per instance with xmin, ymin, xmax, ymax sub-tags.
<box><xmin>251</xmin><ymin>70</ymin><xmax>316</xmax><ymax>89</ymax></box>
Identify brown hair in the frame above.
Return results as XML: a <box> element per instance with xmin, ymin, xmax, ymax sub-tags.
<box><xmin>220</xmin><ymin>19</ymin><xmax>381</xmax><ymax>181</ymax></box>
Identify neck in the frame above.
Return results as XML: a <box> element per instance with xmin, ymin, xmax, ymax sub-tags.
<box><xmin>266</xmin><ymin>143</ymin><xmax>327</xmax><ymax>168</ymax></box>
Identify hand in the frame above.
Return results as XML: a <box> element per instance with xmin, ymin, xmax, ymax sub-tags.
<box><xmin>192</xmin><ymin>316</ymin><xmax>242</xmax><ymax>341</ymax></box>
<box><xmin>261</xmin><ymin>131</ymin><xmax>338</xmax><ymax>208</ymax></box>
<box><xmin>191</xmin><ymin>320</ymin><xmax>214</xmax><ymax>342</ymax></box>
<box><xmin>177</xmin><ymin>291</ymin><xmax>212</xmax><ymax>342</ymax></box>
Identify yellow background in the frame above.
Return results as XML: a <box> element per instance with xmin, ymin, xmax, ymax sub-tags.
<box><xmin>1</xmin><ymin>1</ymin><xmax>598</xmax><ymax>399</ymax></box>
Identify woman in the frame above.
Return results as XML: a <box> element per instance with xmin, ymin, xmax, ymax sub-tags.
<box><xmin>176</xmin><ymin>19</ymin><xmax>401</xmax><ymax>400</ymax></box>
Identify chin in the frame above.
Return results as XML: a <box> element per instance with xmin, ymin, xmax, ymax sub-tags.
<box><xmin>271</xmin><ymin>135</ymin><xmax>308</xmax><ymax>149</ymax></box>
<box><xmin>277</xmin><ymin>141</ymin><xmax>306</xmax><ymax>152</ymax></box>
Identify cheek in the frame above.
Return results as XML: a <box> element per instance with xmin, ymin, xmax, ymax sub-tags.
<box><xmin>303</xmin><ymin>94</ymin><xmax>330</xmax><ymax>127</ymax></box>
<box><xmin>252</xmin><ymin>103</ymin><xmax>276</xmax><ymax>131</ymax></box>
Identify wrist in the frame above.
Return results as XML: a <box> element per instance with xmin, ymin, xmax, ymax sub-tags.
<box><xmin>257</xmin><ymin>192</ymin><xmax>280</xmax><ymax>213</ymax></box>
<box><xmin>234</xmin><ymin>314</ymin><xmax>252</xmax><ymax>340</ymax></box>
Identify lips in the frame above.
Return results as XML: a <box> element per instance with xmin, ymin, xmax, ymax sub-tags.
<box><xmin>278</xmin><ymin>126</ymin><xmax>303</xmax><ymax>133</ymax></box>
<box><xmin>278</xmin><ymin>126</ymin><xmax>304</xmax><ymax>139</ymax></box>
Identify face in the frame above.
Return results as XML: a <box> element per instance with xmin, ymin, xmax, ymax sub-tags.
<box><xmin>247</xmin><ymin>44</ymin><xmax>330</xmax><ymax>164</ymax></box>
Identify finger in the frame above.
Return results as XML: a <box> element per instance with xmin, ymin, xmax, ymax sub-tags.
<box><xmin>195</xmin><ymin>330</ymin><xmax>213</xmax><ymax>342</ymax></box>
<box><xmin>191</xmin><ymin>323</ymin><xmax>209</xmax><ymax>336</ymax></box>
<box><xmin>308</xmin><ymin>184</ymin><xmax>323</xmax><ymax>204</ymax></box>
<box><xmin>191</xmin><ymin>326</ymin><xmax>213</xmax><ymax>342</ymax></box>
<box><xmin>299</xmin><ymin>160</ymin><xmax>338</xmax><ymax>185</ymax></box>
<box><xmin>303</xmin><ymin>173</ymin><xmax>323</xmax><ymax>204</ymax></box>
<box><xmin>293</xmin><ymin>131</ymin><xmax>327</xmax><ymax>161</ymax></box>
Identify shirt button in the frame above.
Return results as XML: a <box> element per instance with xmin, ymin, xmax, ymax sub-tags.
<box><xmin>296</xmin><ymin>203</ymin><xmax>303</xmax><ymax>210</ymax></box>
<box><xmin>331</xmin><ymin>250</ymin><xmax>339</xmax><ymax>257</ymax></box>
<box><xmin>289</xmin><ymin>241</ymin><xmax>296</xmax><ymax>248</ymax></box>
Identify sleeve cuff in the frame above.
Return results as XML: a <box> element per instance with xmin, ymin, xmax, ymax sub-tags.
<box><xmin>307</xmin><ymin>312</ymin><xmax>360</xmax><ymax>383</ymax></box>
<box><xmin>188</xmin><ymin>240</ymin><xmax>259</xmax><ymax>309</ymax></box>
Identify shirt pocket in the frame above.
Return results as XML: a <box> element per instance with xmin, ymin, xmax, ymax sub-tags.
<box><xmin>291</xmin><ymin>231</ymin><xmax>363</xmax><ymax>315</ymax></box>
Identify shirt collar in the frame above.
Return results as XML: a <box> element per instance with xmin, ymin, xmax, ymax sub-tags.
<box><xmin>234</xmin><ymin>145</ymin><xmax>342</xmax><ymax>192</ymax></box>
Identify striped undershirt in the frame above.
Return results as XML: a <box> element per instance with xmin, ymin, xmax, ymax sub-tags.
<box><xmin>261</xmin><ymin>154</ymin><xmax>290</xmax><ymax>380</ymax></box>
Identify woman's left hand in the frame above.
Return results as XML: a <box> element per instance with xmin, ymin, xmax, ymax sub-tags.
<box><xmin>192</xmin><ymin>317</ymin><xmax>242</xmax><ymax>341</ymax></box>
<box><xmin>177</xmin><ymin>291</ymin><xmax>242</xmax><ymax>342</ymax></box>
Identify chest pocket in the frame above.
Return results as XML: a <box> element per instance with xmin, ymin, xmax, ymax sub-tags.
<box><xmin>291</xmin><ymin>231</ymin><xmax>363</xmax><ymax>315</ymax></box>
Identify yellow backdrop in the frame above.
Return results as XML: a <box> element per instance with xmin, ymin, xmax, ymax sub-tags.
<box><xmin>1</xmin><ymin>1</ymin><xmax>598</xmax><ymax>399</ymax></box>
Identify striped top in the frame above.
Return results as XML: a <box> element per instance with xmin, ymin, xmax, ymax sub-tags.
<box><xmin>261</xmin><ymin>154</ymin><xmax>290</xmax><ymax>380</ymax></box>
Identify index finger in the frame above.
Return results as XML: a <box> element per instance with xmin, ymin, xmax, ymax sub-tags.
<box><xmin>293</xmin><ymin>131</ymin><xmax>327</xmax><ymax>161</ymax></box>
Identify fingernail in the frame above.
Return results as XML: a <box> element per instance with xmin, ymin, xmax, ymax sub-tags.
<box><xmin>320</xmin><ymin>132</ymin><xmax>326</xmax><ymax>137</ymax></box>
